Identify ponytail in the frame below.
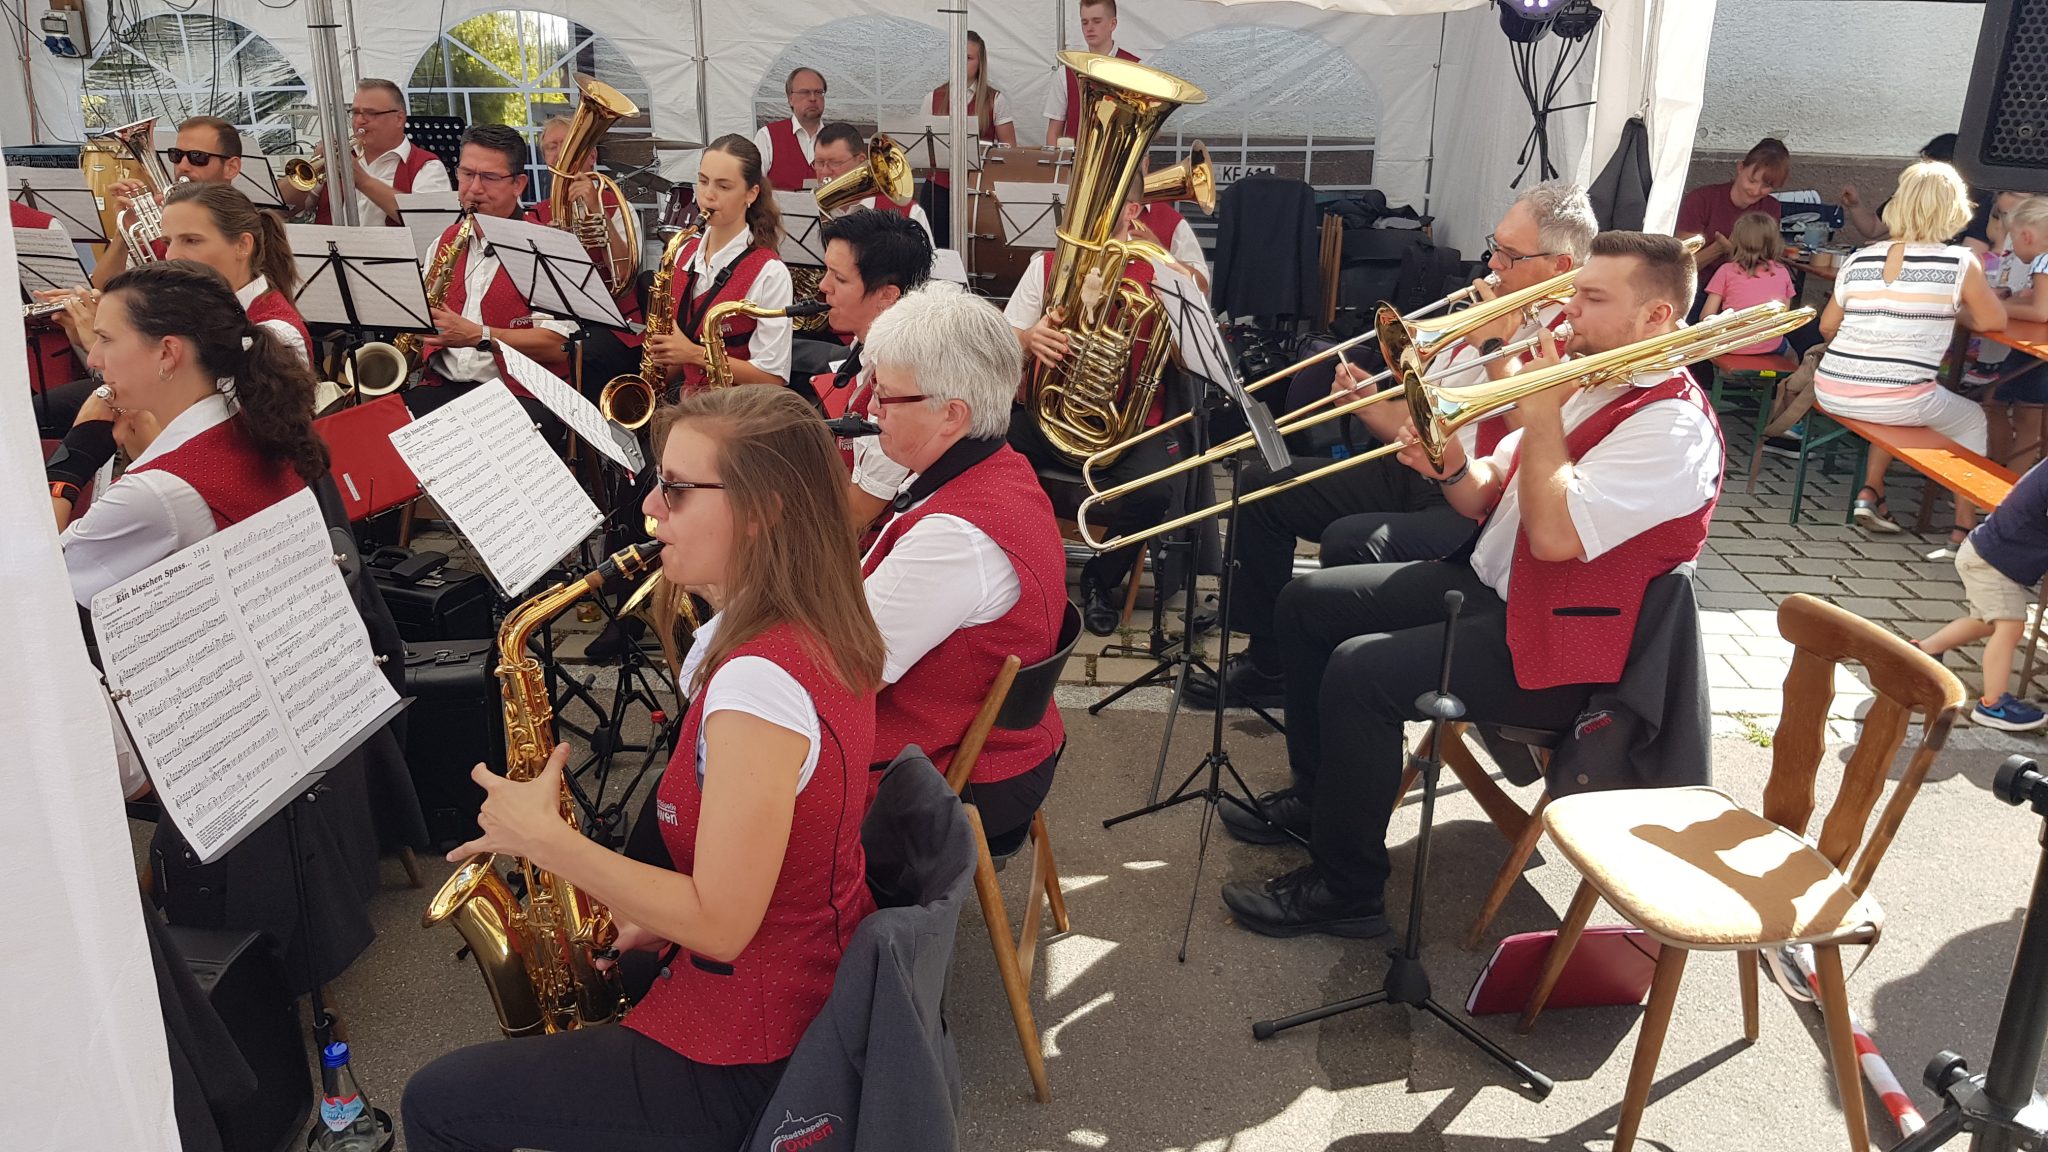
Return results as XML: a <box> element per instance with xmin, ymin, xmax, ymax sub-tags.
<box><xmin>164</xmin><ymin>181</ymin><xmax>299</xmax><ymax>297</ymax></box>
<box><xmin>253</xmin><ymin>209</ymin><xmax>298</xmax><ymax>297</ymax></box>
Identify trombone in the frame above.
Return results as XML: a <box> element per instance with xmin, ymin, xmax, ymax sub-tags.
<box><xmin>1075</xmin><ymin>301</ymin><xmax>1818</xmax><ymax>553</ymax></box>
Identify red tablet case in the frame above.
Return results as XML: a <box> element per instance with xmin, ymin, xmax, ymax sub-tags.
<box><xmin>316</xmin><ymin>394</ymin><xmax>420</xmax><ymax>522</ymax></box>
<box><xmin>1466</xmin><ymin>925</ymin><xmax>1662</xmax><ymax>1016</ymax></box>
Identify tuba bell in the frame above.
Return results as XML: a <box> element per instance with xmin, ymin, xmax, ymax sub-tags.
<box><xmin>814</xmin><ymin>133</ymin><xmax>915</xmax><ymax>216</ymax></box>
<box><xmin>1143</xmin><ymin>139</ymin><xmax>1215</xmax><ymax>214</ymax></box>
<box><xmin>548</xmin><ymin>75</ymin><xmax>642</xmax><ymax>299</ymax></box>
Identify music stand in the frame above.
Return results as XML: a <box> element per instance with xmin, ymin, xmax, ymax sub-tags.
<box><xmin>10</xmin><ymin>169</ymin><xmax>107</xmax><ymax>244</ymax></box>
<box><xmin>287</xmin><ymin>223</ymin><xmax>436</xmax><ymax>401</ymax></box>
<box><xmin>229</xmin><ymin>155</ymin><xmax>287</xmax><ymax>211</ymax></box>
<box><xmin>404</xmin><ymin>116</ymin><xmax>466</xmax><ymax>184</ymax></box>
<box><xmin>775</xmin><ymin>189</ymin><xmax>830</xmax><ymax>269</ymax></box>
<box><xmin>884</xmin><ymin>115</ymin><xmax>980</xmax><ymax>174</ymax></box>
<box><xmin>395</xmin><ymin>191</ymin><xmax>462</xmax><ymax>265</ymax></box>
<box><xmin>990</xmin><ymin>181</ymin><xmax>1064</xmax><ymax>251</ymax></box>
<box><xmin>16</xmin><ymin>223</ymin><xmax>87</xmax><ymax>430</ymax></box>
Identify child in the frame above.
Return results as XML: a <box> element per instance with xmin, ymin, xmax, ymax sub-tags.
<box><xmin>1984</xmin><ymin>195</ymin><xmax>2048</xmax><ymax>468</ymax></box>
<box><xmin>1703</xmin><ymin>211</ymin><xmax>1798</xmax><ymax>355</ymax></box>
<box><xmin>1916</xmin><ymin>455</ymin><xmax>2048</xmax><ymax>731</ymax></box>
<box><xmin>2003</xmin><ymin>195</ymin><xmax>2048</xmax><ymax>323</ymax></box>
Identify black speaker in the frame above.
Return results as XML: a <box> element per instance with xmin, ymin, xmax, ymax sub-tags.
<box><xmin>165</xmin><ymin>926</ymin><xmax>312</xmax><ymax>1152</ymax></box>
<box><xmin>1960</xmin><ymin>0</ymin><xmax>2048</xmax><ymax>192</ymax></box>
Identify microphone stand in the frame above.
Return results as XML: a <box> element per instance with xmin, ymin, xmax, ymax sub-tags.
<box><xmin>1251</xmin><ymin>590</ymin><xmax>1553</xmax><ymax>1100</ymax></box>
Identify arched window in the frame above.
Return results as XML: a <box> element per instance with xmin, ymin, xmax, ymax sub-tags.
<box><xmin>82</xmin><ymin>14</ymin><xmax>313</xmax><ymax>157</ymax></box>
<box><xmin>410</xmin><ymin>10</ymin><xmax>652</xmax><ymax>201</ymax></box>
<box><xmin>754</xmin><ymin>16</ymin><xmax>949</xmax><ymax>134</ymax></box>
<box><xmin>1146</xmin><ymin>26</ymin><xmax>1379</xmax><ymax>193</ymax></box>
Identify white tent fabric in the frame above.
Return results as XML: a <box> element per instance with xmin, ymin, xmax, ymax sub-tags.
<box><xmin>0</xmin><ymin>160</ymin><xmax>180</xmax><ymax>1146</ymax></box>
<box><xmin>0</xmin><ymin>0</ymin><xmax>1709</xmax><ymax>249</ymax></box>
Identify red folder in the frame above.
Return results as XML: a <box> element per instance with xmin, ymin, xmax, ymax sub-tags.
<box><xmin>316</xmin><ymin>394</ymin><xmax>420</xmax><ymax>521</ymax></box>
<box><xmin>1466</xmin><ymin>925</ymin><xmax>1661</xmax><ymax>1016</ymax></box>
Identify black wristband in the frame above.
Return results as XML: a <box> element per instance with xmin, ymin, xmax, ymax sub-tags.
<box><xmin>46</xmin><ymin>419</ymin><xmax>118</xmax><ymax>488</ymax></box>
<box><xmin>1436</xmin><ymin>461</ymin><xmax>1471</xmax><ymax>487</ymax></box>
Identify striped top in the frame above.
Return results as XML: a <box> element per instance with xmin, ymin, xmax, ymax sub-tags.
<box><xmin>1813</xmin><ymin>242</ymin><xmax>1972</xmax><ymax>402</ymax></box>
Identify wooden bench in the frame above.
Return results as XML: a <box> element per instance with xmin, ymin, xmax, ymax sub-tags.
<box><xmin>1825</xmin><ymin>414</ymin><xmax>2017</xmax><ymax>527</ymax></box>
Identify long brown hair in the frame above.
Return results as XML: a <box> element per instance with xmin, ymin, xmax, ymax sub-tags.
<box><xmin>164</xmin><ymin>182</ymin><xmax>298</xmax><ymax>296</ymax></box>
<box><xmin>105</xmin><ymin>261</ymin><xmax>326</xmax><ymax>485</ymax></box>
<box><xmin>653</xmin><ymin>387</ymin><xmax>882</xmax><ymax>697</ymax></box>
<box><xmin>1728</xmin><ymin>211</ymin><xmax>1783</xmax><ymax>275</ymax></box>
<box><xmin>702</xmin><ymin>133</ymin><xmax>784</xmax><ymax>255</ymax></box>
<box><xmin>934</xmin><ymin>31</ymin><xmax>1000</xmax><ymax>139</ymax></box>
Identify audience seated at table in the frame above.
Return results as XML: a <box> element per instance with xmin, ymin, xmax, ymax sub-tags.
<box><xmin>1841</xmin><ymin>133</ymin><xmax>1998</xmax><ymax>253</ymax></box>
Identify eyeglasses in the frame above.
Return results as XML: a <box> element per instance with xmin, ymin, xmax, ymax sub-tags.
<box><xmin>1485</xmin><ymin>234</ymin><xmax>1560</xmax><ymax>265</ymax></box>
<box><xmin>165</xmin><ymin>148</ymin><xmax>234</xmax><ymax>167</ymax></box>
<box><xmin>872</xmin><ymin>392</ymin><xmax>930</xmax><ymax>408</ymax></box>
<box><xmin>456</xmin><ymin>167</ymin><xmax>519</xmax><ymax>185</ymax></box>
<box><xmin>789</xmin><ymin>88</ymin><xmax>826</xmax><ymax>100</ymax></box>
<box><xmin>348</xmin><ymin>106</ymin><xmax>402</xmax><ymax>118</ymax></box>
<box><xmin>653</xmin><ymin>476</ymin><xmax>726</xmax><ymax>512</ymax></box>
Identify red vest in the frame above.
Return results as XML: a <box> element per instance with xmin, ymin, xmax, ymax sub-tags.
<box><xmin>1501</xmin><ymin>373</ymin><xmax>1719</xmax><ymax>690</ymax></box>
<box><xmin>313</xmin><ymin>143</ymin><xmax>440</xmax><ymax>226</ymax></box>
<box><xmin>928</xmin><ymin>88</ymin><xmax>991</xmax><ymax>189</ymax></box>
<box><xmin>127</xmin><ymin>415</ymin><xmax>307</xmax><ymax>530</ymax></box>
<box><xmin>869</xmin><ymin>194</ymin><xmax>915</xmax><ymax>220</ymax></box>
<box><xmin>764</xmin><ymin>119</ymin><xmax>815</xmax><ymax>192</ymax></box>
<box><xmin>1138</xmin><ymin>202</ymin><xmax>1185</xmax><ymax>249</ymax></box>
<box><xmin>1041</xmin><ymin>252</ymin><xmax>1164</xmax><ymax>425</ymax></box>
<box><xmin>1063</xmin><ymin>47</ymin><xmax>1141</xmax><ymax>139</ymax></box>
<box><xmin>417</xmin><ymin>216</ymin><xmax>568</xmax><ymax>399</ymax></box>
<box><xmin>624</xmin><ymin>622</ymin><xmax>876</xmax><ymax>1066</ymax></box>
<box><xmin>673</xmin><ymin>238</ymin><xmax>778</xmax><ymax>394</ymax></box>
<box><xmin>12</xmin><ymin>201</ymin><xmax>79</xmax><ymax>389</ymax></box>
<box><xmin>1471</xmin><ymin>313</ymin><xmax>1571</xmax><ymax>458</ymax></box>
<box><xmin>861</xmin><ymin>446</ymin><xmax>1067</xmax><ymax>787</ymax></box>
<box><xmin>245</xmin><ymin>289</ymin><xmax>313</xmax><ymax>364</ymax></box>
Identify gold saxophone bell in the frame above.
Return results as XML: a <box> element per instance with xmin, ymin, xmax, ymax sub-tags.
<box><xmin>599</xmin><ymin>375</ymin><xmax>657</xmax><ymax>430</ymax></box>
<box><xmin>342</xmin><ymin>340</ymin><xmax>410</xmax><ymax>397</ymax></box>
<box><xmin>1143</xmin><ymin>140</ymin><xmax>1214</xmax><ymax>215</ymax></box>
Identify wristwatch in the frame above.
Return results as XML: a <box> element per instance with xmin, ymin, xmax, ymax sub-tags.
<box><xmin>477</xmin><ymin>326</ymin><xmax>496</xmax><ymax>353</ymax></box>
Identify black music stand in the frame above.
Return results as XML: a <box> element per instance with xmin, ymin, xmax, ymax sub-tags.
<box><xmin>15</xmin><ymin>224</ymin><xmax>89</xmax><ymax>432</ymax></box>
<box><xmin>287</xmin><ymin>225</ymin><xmax>436</xmax><ymax>403</ymax></box>
<box><xmin>405</xmin><ymin>116</ymin><xmax>466</xmax><ymax>185</ymax></box>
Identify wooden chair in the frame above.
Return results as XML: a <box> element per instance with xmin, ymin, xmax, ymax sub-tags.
<box><xmin>1401</xmin><ymin>722</ymin><xmax>1563</xmax><ymax>950</ymax></box>
<box><xmin>946</xmin><ymin>601</ymin><xmax>1084</xmax><ymax>1103</ymax></box>
<box><xmin>1516</xmin><ymin>594</ymin><xmax>1966</xmax><ymax>1152</ymax></box>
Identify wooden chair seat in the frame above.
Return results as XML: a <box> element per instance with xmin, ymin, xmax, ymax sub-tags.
<box><xmin>1544</xmin><ymin>785</ymin><xmax>1881</xmax><ymax>951</ymax></box>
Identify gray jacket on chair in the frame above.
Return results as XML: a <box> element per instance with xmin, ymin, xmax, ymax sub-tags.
<box><xmin>745</xmin><ymin>747</ymin><xmax>977</xmax><ymax>1152</ymax></box>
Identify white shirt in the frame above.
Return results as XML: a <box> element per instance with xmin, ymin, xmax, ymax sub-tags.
<box><xmin>686</xmin><ymin>228</ymin><xmax>795</xmax><ymax>382</ymax></box>
<box><xmin>675</xmin><ymin>613</ymin><xmax>820</xmax><ymax>791</ymax></box>
<box><xmin>1423</xmin><ymin>303</ymin><xmax>1567</xmax><ymax>456</ymax></box>
<box><xmin>1043</xmin><ymin>43</ymin><xmax>1122</xmax><ymax>129</ymax></box>
<box><xmin>753</xmin><ymin>119</ymin><xmax>820</xmax><ymax>178</ymax></box>
<box><xmin>1467</xmin><ymin>371</ymin><xmax>1721</xmax><ymax>597</ymax></box>
<box><xmin>61</xmin><ymin>394</ymin><xmax>232</xmax><ymax>606</ymax></box>
<box><xmin>358</xmin><ymin>138</ymin><xmax>452</xmax><ymax>226</ymax></box>
<box><xmin>861</xmin><ymin>482</ymin><xmax>1022</xmax><ymax>685</ymax></box>
<box><xmin>1005</xmin><ymin>250</ymin><xmax>1056</xmax><ymax>328</ymax></box>
<box><xmin>430</xmin><ymin>226</ymin><xmax>577</xmax><ymax>383</ymax></box>
<box><xmin>235</xmin><ymin>275</ymin><xmax>307</xmax><ymax>367</ymax></box>
<box><xmin>1163</xmin><ymin>217</ymin><xmax>1208</xmax><ymax>283</ymax></box>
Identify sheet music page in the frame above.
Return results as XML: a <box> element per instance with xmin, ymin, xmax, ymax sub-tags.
<box><xmin>286</xmin><ymin>224</ymin><xmax>434</xmax><ymax>330</ymax></box>
<box><xmin>474</xmin><ymin>213</ymin><xmax>627</xmax><ymax>330</ymax></box>
<box><xmin>15</xmin><ymin>225</ymin><xmax>87</xmax><ymax>291</ymax></box>
<box><xmin>775</xmin><ymin>190</ymin><xmax>828</xmax><ymax>265</ymax></box>
<box><xmin>991</xmin><ymin>182</ymin><xmax>1064</xmax><ymax>249</ymax></box>
<box><xmin>395</xmin><ymin>191</ymin><xmax>461</xmax><ymax>266</ymax></box>
<box><xmin>388</xmin><ymin>379</ymin><xmax>600</xmax><ymax>595</ymax></box>
<box><xmin>232</xmin><ymin>158</ymin><xmax>285</xmax><ymax>209</ymax></box>
<box><xmin>10</xmin><ymin>170</ymin><xmax>107</xmax><ymax>243</ymax></box>
<box><xmin>499</xmin><ymin>342</ymin><xmax>645</xmax><ymax>474</ymax></box>
<box><xmin>90</xmin><ymin>489</ymin><xmax>401</xmax><ymax>862</ymax></box>
<box><xmin>932</xmin><ymin>248</ymin><xmax>968</xmax><ymax>285</ymax></box>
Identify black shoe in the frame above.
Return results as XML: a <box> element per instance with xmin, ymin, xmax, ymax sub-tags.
<box><xmin>1222</xmin><ymin>865</ymin><xmax>1388</xmax><ymax>939</ymax></box>
<box><xmin>1184</xmin><ymin>652</ymin><xmax>1286</xmax><ymax>712</ymax></box>
<box><xmin>1081</xmin><ymin>579</ymin><xmax>1120</xmax><ymax>636</ymax></box>
<box><xmin>1219</xmin><ymin>785</ymin><xmax>1312</xmax><ymax>845</ymax></box>
<box><xmin>583</xmin><ymin>615</ymin><xmax>646</xmax><ymax>664</ymax></box>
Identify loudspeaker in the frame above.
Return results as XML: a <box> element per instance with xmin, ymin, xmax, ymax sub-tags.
<box><xmin>165</xmin><ymin>926</ymin><xmax>312</xmax><ymax>1152</ymax></box>
<box><xmin>1959</xmin><ymin>0</ymin><xmax>2048</xmax><ymax>192</ymax></box>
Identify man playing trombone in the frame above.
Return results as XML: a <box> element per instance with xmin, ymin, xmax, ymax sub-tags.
<box><xmin>1193</xmin><ymin>182</ymin><xmax>1595</xmax><ymax>719</ymax></box>
<box><xmin>1220</xmin><ymin>232</ymin><xmax>1724</xmax><ymax>939</ymax></box>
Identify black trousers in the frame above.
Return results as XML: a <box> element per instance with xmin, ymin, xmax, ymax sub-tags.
<box><xmin>961</xmin><ymin>745</ymin><xmax>1060</xmax><ymax>856</ymax></box>
<box><xmin>407</xmin><ymin>379</ymin><xmax>569</xmax><ymax>456</ymax></box>
<box><xmin>403</xmin><ymin>1025</ymin><xmax>784</xmax><ymax>1152</ymax></box>
<box><xmin>1007</xmin><ymin>407</ymin><xmax>1184</xmax><ymax>590</ymax></box>
<box><xmin>1231</xmin><ymin>453</ymin><xmax>1475</xmax><ymax>644</ymax></box>
<box><xmin>1275</xmin><ymin>561</ymin><xmax>1597</xmax><ymax>902</ymax></box>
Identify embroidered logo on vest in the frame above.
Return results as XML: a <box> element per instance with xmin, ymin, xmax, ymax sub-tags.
<box><xmin>769</xmin><ymin>1110</ymin><xmax>842</xmax><ymax>1152</ymax></box>
<box><xmin>655</xmin><ymin>798</ymin><xmax>677</xmax><ymax>825</ymax></box>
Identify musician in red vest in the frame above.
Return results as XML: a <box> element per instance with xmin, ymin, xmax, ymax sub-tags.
<box><xmin>932</xmin><ymin>30</ymin><xmax>1018</xmax><ymax>154</ymax></box>
<box><xmin>812</xmin><ymin>122</ymin><xmax>934</xmax><ymax>244</ymax></box>
<box><xmin>408</xmin><ymin>124</ymin><xmax>575</xmax><ymax>450</ymax></box>
<box><xmin>1134</xmin><ymin>157</ymin><xmax>1209</xmax><ymax>292</ymax></box>
<box><xmin>1191</xmin><ymin>182</ymin><xmax>1594</xmax><ymax>718</ymax></box>
<box><xmin>403</xmin><ymin>386</ymin><xmax>885</xmax><ymax>1152</ymax></box>
<box><xmin>645</xmin><ymin>134</ymin><xmax>794</xmax><ymax>394</ymax></box>
<box><xmin>754</xmin><ymin>66</ymin><xmax>828</xmax><ymax>193</ymax></box>
<box><xmin>1043</xmin><ymin>0</ymin><xmax>1140</xmax><ymax>146</ymax></box>
<box><xmin>1220</xmin><ymin>233</ymin><xmax>1722</xmax><ymax>940</ymax></box>
<box><xmin>14</xmin><ymin>200</ymin><xmax>80</xmax><ymax>409</ymax></box>
<box><xmin>859</xmin><ymin>284</ymin><xmax>1068</xmax><ymax>852</ymax></box>
<box><xmin>535</xmin><ymin>110</ymin><xmax>643</xmax><ymax>391</ymax></box>
<box><xmin>93</xmin><ymin>114</ymin><xmax>244</xmax><ymax>288</ymax></box>
<box><xmin>282</xmin><ymin>78</ymin><xmax>452</xmax><ymax>227</ymax></box>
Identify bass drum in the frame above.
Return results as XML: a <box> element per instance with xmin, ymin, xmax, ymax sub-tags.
<box><xmin>658</xmin><ymin>183</ymin><xmax>698</xmax><ymax>237</ymax></box>
<box><xmin>967</xmin><ymin>144</ymin><xmax>1072</xmax><ymax>302</ymax></box>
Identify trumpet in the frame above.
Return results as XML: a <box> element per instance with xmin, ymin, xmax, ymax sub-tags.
<box><xmin>284</xmin><ymin>129</ymin><xmax>364</xmax><ymax>192</ymax></box>
<box><xmin>1075</xmin><ymin>301</ymin><xmax>1818</xmax><ymax>553</ymax></box>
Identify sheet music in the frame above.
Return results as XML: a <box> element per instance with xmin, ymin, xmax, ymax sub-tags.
<box><xmin>885</xmin><ymin>118</ymin><xmax>981</xmax><ymax>171</ymax></box>
<box><xmin>474</xmin><ymin>213</ymin><xmax>627</xmax><ymax>330</ymax></box>
<box><xmin>990</xmin><ymin>181</ymin><xmax>1064</xmax><ymax>250</ymax></box>
<box><xmin>90</xmin><ymin>489</ymin><xmax>403</xmax><ymax>862</ymax></box>
<box><xmin>286</xmin><ymin>223</ymin><xmax>434</xmax><ymax>330</ymax></box>
<box><xmin>10</xmin><ymin>169</ymin><xmax>107</xmax><ymax>243</ymax></box>
<box><xmin>775</xmin><ymin>190</ymin><xmax>828</xmax><ymax>267</ymax></box>
<box><xmin>1153</xmin><ymin>261</ymin><xmax>1289</xmax><ymax>472</ymax></box>
<box><xmin>15</xmin><ymin>225</ymin><xmax>88</xmax><ymax>293</ymax></box>
<box><xmin>932</xmin><ymin>248</ymin><xmax>968</xmax><ymax>285</ymax></box>
<box><xmin>499</xmin><ymin>342</ymin><xmax>646</xmax><ymax>474</ymax></box>
<box><xmin>396</xmin><ymin>191</ymin><xmax>462</xmax><ymax>266</ymax></box>
<box><xmin>232</xmin><ymin>157</ymin><xmax>286</xmax><ymax>210</ymax></box>
<box><xmin>388</xmin><ymin>379</ymin><xmax>601</xmax><ymax>595</ymax></box>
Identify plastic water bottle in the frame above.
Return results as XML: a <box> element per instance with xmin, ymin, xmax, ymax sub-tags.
<box><xmin>313</xmin><ymin>1041</ymin><xmax>379</xmax><ymax>1151</ymax></box>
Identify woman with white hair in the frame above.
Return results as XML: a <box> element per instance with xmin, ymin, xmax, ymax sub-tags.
<box><xmin>859</xmin><ymin>283</ymin><xmax>1069</xmax><ymax>852</ymax></box>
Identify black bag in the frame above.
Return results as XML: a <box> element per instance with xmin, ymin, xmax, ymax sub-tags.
<box><xmin>368</xmin><ymin>547</ymin><xmax>494</xmax><ymax>641</ymax></box>
<box><xmin>163</xmin><ymin>926</ymin><xmax>312</xmax><ymax>1152</ymax></box>
<box><xmin>1395</xmin><ymin>241</ymin><xmax>1472</xmax><ymax>315</ymax></box>
<box><xmin>401</xmin><ymin>638</ymin><xmax>505</xmax><ymax>845</ymax></box>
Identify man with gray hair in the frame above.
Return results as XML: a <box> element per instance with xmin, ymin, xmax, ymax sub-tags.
<box><xmin>283</xmin><ymin>77</ymin><xmax>450</xmax><ymax>226</ymax></box>
<box><xmin>859</xmin><ymin>283</ymin><xmax>1069</xmax><ymax>852</ymax></box>
<box><xmin>1191</xmin><ymin>182</ymin><xmax>1595</xmax><ymax>743</ymax></box>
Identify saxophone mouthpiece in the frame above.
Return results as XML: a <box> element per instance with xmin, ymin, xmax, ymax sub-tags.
<box><xmin>586</xmin><ymin>541</ymin><xmax>666</xmax><ymax>590</ymax></box>
<box><xmin>786</xmin><ymin>299</ymin><xmax>831</xmax><ymax>318</ymax></box>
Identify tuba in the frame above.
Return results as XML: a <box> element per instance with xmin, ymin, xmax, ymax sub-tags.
<box><xmin>424</xmin><ymin>541</ymin><xmax>665</xmax><ymax>1037</ymax></box>
<box><xmin>393</xmin><ymin>210</ymin><xmax>475</xmax><ymax>375</ymax></box>
<box><xmin>1025</xmin><ymin>53</ymin><xmax>1206</xmax><ymax>467</ymax></box>
<box><xmin>1143</xmin><ymin>139</ymin><xmax>1215</xmax><ymax>215</ymax></box>
<box><xmin>548</xmin><ymin>75</ymin><xmax>642</xmax><ymax>299</ymax></box>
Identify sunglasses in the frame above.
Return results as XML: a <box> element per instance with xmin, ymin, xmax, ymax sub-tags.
<box><xmin>165</xmin><ymin>148</ymin><xmax>235</xmax><ymax>167</ymax></box>
<box><xmin>653</xmin><ymin>476</ymin><xmax>726</xmax><ymax>512</ymax></box>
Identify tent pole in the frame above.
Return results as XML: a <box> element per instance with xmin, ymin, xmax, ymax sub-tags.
<box><xmin>949</xmin><ymin>4</ymin><xmax>968</xmax><ymax>275</ymax></box>
<box><xmin>305</xmin><ymin>0</ymin><xmax>359</xmax><ymax>226</ymax></box>
<box><xmin>693</xmin><ymin>0</ymin><xmax>710</xmax><ymax>154</ymax></box>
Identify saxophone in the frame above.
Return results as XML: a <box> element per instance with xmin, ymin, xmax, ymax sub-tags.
<box><xmin>394</xmin><ymin>210</ymin><xmax>475</xmax><ymax>372</ymax></box>
<box><xmin>700</xmin><ymin>298</ymin><xmax>830</xmax><ymax>388</ymax></box>
<box><xmin>598</xmin><ymin>223</ymin><xmax>695</xmax><ymax>428</ymax></box>
<box><xmin>422</xmin><ymin>540</ymin><xmax>664</xmax><ymax>1037</ymax></box>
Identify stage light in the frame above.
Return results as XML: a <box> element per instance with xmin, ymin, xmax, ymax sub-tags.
<box><xmin>1552</xmin><ymin>0</ymin><xmax>1603</xmax><ymax>40</ymax></box>
<box><xmin>1498</xmin><ymin>0</ymin><xmax>1560</xmax><ymax>45</ymax></box>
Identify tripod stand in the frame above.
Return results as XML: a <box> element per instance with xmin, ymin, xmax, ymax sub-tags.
<box><xmin>533</xmin><ymin>578</ymin><xmax>676</xmax><ymax>847</ymax></box>
<box><xmin>1251</xmin><ymin>590</ymin><xmax>1553</xmax><ymax>1099</ymax></box>
<box><xmin>1892</xmin><ymin>754</ymin><xmax>2048</xmax><ymax>1151</ymax></box>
